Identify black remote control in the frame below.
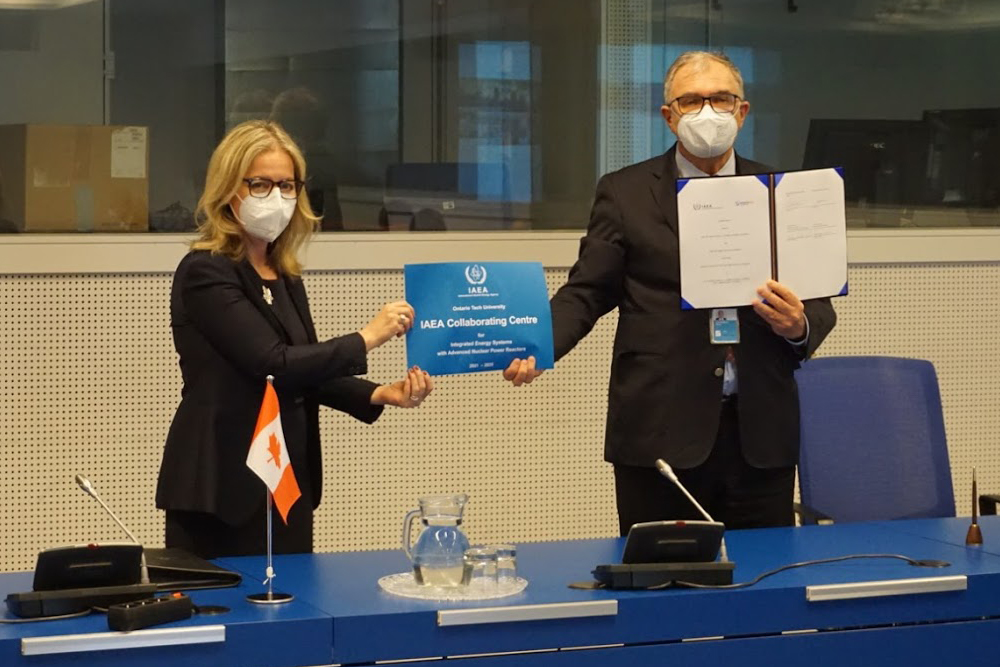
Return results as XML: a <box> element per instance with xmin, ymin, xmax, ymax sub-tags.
<box><xmin>107</xmin><ymin>592</ymin><xmax>194</xmax><ymax>632</ymax></box>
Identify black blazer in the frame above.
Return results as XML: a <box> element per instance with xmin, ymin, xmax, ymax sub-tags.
<box><xmin>156</xmin><ymin>250</ymin><xmax>383</xmax><ymax>526</ymax></box>
<box><xmin>550</xmin><ymin>146</ymin><xmax>837</xmax><ymax>470</ymax></box>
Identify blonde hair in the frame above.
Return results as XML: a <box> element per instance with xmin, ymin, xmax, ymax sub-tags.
<box><xmin>192</xmin><ymin>120</ymin><xmax>319</xmax><ymax>276</ymax></box>
<box><xmin>663</xmin><ymin>51</ymin><xmax>745</xmax><ymax>104</ymax></box>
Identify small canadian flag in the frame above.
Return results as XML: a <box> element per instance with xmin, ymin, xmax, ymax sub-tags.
<box><xmin>246</xmin><ymin>376</ymin><xmax>301</xmax><ymax>523</ymax></box>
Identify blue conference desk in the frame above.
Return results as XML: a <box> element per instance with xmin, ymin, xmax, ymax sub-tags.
<box><xmin>5</xmin><ymin>518</ymin><xmax>1000</xmax><ymax>667</ymax></box>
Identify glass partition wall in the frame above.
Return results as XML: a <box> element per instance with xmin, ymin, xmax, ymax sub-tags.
<box><xmin>0</xmin><ymin>0</ymin><xmax>997</xmax><ymax>234</ymax></box>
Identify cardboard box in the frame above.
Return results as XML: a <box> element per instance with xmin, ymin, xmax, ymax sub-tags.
<box><xmin>0</xmin><ymin>124</ymin><xmax>149</xmax><ymax>232</ymax></box>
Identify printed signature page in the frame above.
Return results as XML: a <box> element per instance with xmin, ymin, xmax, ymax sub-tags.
<box><xmin>677</xmin><ymin>174</ymin><xmax>772</xmax><ymax>309</ymax></box>
<box><xmin>773</xmin><ymin>168</ymin><xmax>848</xmax><ymax>300</ymax></box>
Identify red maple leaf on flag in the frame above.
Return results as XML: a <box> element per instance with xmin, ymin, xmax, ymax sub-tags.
<box><xmin>266</xmin><ymin>433</ymin><xmax>282</xmax><ymax>468</ymax></box>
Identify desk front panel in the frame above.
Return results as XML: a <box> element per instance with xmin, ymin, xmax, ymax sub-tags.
<box><xmin>385</xmin><ymin>617</ymin><xmax>1000</xmax><ymax>667</ymax></box>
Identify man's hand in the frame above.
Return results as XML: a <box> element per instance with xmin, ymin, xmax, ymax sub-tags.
<box><xmin>752</xmin><ymin>280</ymin><xmax>806</xmax><ymax>340</ymax></box>
<box><xmin>502</xmin><ymin>356</ymin><xmax>543</xmax><ymax>387</ymax></box>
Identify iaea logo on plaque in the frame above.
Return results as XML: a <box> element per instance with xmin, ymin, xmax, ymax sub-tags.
<box><xmin>464</xmin><ymin>264</ymin><xmax>487</xmax><ymax>285</ymax></box>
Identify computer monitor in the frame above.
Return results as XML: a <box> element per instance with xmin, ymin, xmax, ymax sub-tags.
<box><xmin>922</xmin><ymin>108</ymin><xmax>1000</xmax><ymax>209</ymax></box>
<box><xmin>802</xmin><ymin>118</ymin><xmax>931</xmax><ymax>209</ymax></box>
<box><xmin>381</xmin><ymin>162</ymin><xmax>517</xmax><ymax>230</ymax></box>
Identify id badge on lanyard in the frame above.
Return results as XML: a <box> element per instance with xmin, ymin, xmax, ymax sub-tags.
<box><xmin>710</xmin><ymin>308</ymin><xmax>739</xmax><ymax>344</ymax></box>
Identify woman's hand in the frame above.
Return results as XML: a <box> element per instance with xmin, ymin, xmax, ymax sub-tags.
<box><xmin>371</xmin><ymin>367</ymin><xmax>434</xmax><ymax>408</ymax></box>
<box><xmin>359</xmin><ymin>301</ymin><xmax>415</xmax><ymax>351</ymax></box>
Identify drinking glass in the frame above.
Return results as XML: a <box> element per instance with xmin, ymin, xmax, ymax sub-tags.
<box><xmin>462</xmin><ymin>546</ymin><xmax>498</xmax><ymax>590</ymax></box>
<box><xmin>490</xmin><ymin>544</ymin><xmax>517</xmax><ymax>584</ymax></box>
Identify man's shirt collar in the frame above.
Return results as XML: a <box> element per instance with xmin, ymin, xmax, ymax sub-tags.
<box><xmin>675</xmin><ymin>148</ymin><xmax>736</xmax><ymax>178</ymax></box>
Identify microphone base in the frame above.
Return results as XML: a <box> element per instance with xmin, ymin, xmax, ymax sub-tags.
<box><xmin>592</xmin><ymin>561</ymin><xmax>735</xmax><ymax>589</ymax></box>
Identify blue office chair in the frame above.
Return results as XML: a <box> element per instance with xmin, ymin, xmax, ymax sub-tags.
<box><xmin>795</xmin><ymin>356</ymin><xmax>956</xmax><ymax>523</ymax></box>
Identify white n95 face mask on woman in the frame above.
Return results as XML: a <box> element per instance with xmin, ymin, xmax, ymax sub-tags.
<box><xmin>233</xmin><ymin>189</ymin><xmax>296</xmax><ymax>243</ymax></box>
<box><xmin>676</xmin><ymin>106</ymin><xmax>739</xmax><ymax>159</ymax></box>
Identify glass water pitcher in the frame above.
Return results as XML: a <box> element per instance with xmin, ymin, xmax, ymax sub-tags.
<box><xmin>402</xmin><ymin>494</ymin><xmax>470</xmax><ymax>587</ymax></box>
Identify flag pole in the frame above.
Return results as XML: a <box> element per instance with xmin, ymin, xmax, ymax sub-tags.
<box><xmin>247</xmin><ymin>490</ymin><xmax>293</xmax><ymax>603</ymax></box>
<box><xmin>247</xmin><ymin>377</ymin><xmax>294</xmax><ymax>605</ymax></box>
<box><xmin>266</xmin><ymin>490</ymin><xmax>274</xmax><ymax>596</ymax></box>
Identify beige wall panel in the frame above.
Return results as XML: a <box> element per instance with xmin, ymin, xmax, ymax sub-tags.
<box><xmin>1</xmin><ymin>263</ymin><xmax>998</xmax><ymax>571</ymax></box>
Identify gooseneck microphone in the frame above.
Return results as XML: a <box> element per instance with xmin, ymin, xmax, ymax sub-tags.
<box><xmin>75</xmin><ymin>474</ymin><xmax>150</xmax><ymax>584</ymax></box>
<box><xmin>655</xmin><ymin>459</ymin><xmax>729</xmax><ymax>563</ymax></box>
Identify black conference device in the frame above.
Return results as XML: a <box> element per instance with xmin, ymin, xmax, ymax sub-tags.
<box><xmin>75</xmin><ymin>474</ymin><xmax>149</xmax><ymax>584</ymax></box>
<box><xmin>5</xmin><ymin>543</ymin><xmax>155</xmax><ymax>618</ymax></box>
<box><xmin>621</xmin><ymin>519</ymin><xmax>725</xmax><ymax>564</ymax></box>
<box><xmin>32</xmin><ymin>543</ymin><xmax>143</xmax><ymax>591</ymax></box>
<box><xmin>5</xmin><ymin>539</ymin><xmax>152</xmax><ymax>618</ymax></box>
<box><xmin>74</xmin><ymin>474</ymin><xmax>242</xmax><ymax>590</ymax></box>
<box><xmin>5</xmin><ymin>475</ymin><xmax>241</xmax><ymax>619</ymax></box>
<box><xmin>592</xmin><ymin>459</ymin><xmax>736</xmax><ymax>589</ymax></box>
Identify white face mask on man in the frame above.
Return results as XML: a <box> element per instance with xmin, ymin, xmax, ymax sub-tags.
<box><xmin>676</xmin><ymin>105</ymin><xmax>739</xmax><ymax>159</ymax></box>
<box><xmin>232</xmin><ymin>189</ymin><xmax>296</xmax><ymax>243</ymax></box>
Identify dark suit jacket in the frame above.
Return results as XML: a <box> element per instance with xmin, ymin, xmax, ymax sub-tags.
<box><xmin>156</xmin><ymin>250</ymin><xmax>383</xmax><ymax>526</ymax></box>
<box><xmin>550</xmin><ymin>145</ymin><xmax>837</xmax><ymax>470</ymax></box>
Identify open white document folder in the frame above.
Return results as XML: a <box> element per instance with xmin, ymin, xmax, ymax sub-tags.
<box><xmin>677</xmin><ymin>167</ymin><xmax>848</xmax><ymax>310</ymax></box>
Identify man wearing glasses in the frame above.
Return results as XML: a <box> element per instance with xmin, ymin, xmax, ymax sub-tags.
<box><xmin>505</xmin><ymin>51</ymin><xmax>836</xmax><ymax>535</ymax></box>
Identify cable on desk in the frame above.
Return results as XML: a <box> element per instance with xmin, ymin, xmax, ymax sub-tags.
<box><xmin>651</xmin><ymin>553</ymin><xmax>951</xmax><ymax>590</ymax></box>
<box><xmin>0</xmin><ymin>608</ymin><xmax>94</xmax><ymax>623</ymax></box>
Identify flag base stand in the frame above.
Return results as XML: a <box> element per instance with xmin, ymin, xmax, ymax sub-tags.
<box><xmin>248</xmin><ymin>486</ymin><xmax>295</xmax><ymax>606</ymax></box>
<box><xmin>247</xmin><ymin>591</ymin><xmax>294</xmax><ymax>605</ymax></box>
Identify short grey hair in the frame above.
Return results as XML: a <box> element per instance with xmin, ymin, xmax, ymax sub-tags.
<box><xmin>663</xmin><ymin>51</ymin><xmax>745</xmax><ymax>104</ymax></box>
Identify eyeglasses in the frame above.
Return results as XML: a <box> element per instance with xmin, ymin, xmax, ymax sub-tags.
<box><xmin>243</xmin><ymin>177</ymin><xmax>304</xmax><ymax>200</ymax></box>
<box><xmin>668</xmin><ymin>93</ymin><xmax>741</xmax><ymax>116</ymax></box>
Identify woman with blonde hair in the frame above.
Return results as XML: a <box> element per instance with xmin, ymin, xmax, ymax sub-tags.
<box><xmin>156</xmin><ymin>120</ymin><xmax>431</xmax><ymax>558</ymax></box>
